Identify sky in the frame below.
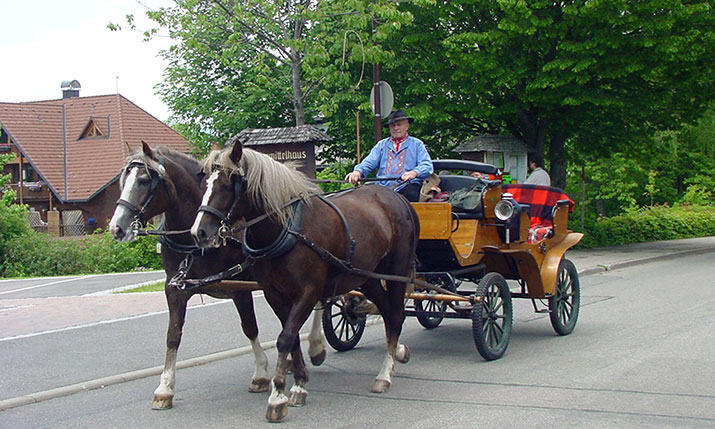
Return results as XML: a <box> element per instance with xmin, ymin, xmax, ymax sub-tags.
<box><xmin>1</xmin><ymin>0</ymin><xmax>174</xmax><ymax>121</ymax></box>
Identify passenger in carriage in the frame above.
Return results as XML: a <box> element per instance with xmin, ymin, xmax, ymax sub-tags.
<box><xmin>344</xmin><ymin>109</ymin><xmax>433</xmax><ymax>202</ymax></box>
<box><xmin>525</xmin><ymin>153</ymin><xmax>551</xmax><ymax>186</ymax></box>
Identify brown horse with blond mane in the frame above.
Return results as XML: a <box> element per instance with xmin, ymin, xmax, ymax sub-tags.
<box><xmin>190</xmin><ymin>138</ymin><xmax>419</xmax><ymax>422</ymax></box>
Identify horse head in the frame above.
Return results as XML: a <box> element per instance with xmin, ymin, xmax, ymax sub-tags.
<box><xmin>191</xmin><ymin>140</ymin><xmax>249</xmax><ymax>248</ymax></box>
<box><xmin>109</xmin><ymin>141</ymin><xmax>175</xmax><ymax>241</ymax></box>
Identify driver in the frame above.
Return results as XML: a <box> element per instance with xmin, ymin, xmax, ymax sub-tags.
<box><xmin>344</xmin><ymin>109</ymin><xmax>433</xmax><ymax>202</ymax></box>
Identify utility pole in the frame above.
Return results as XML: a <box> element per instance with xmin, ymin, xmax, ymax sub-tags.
<box><xmin>372</xmin><ymin>14</ymin><xmax>382</xmax><ymax>143</ymax></box>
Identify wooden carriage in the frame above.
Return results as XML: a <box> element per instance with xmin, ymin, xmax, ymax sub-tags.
<box><xmin>323</xmin><ymin>160</ymin><xmax>583</xmax><ymax>360</ymax></box>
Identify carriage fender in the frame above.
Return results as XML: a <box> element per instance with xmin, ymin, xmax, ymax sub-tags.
<box><xmin>540</xmin><ymin>232</ymin><xmax>583</xmax><ymax>295</ymax></box>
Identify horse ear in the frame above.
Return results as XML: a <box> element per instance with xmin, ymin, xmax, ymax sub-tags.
<box><xmin>229</xmin><ymin>139</ymin><xmax>243</xmax><ymax>163</ymax></box>
<box><xmin>141</xmin><ymin>140</ymin><xmax>156</xmax><ymax>160</ymax></box>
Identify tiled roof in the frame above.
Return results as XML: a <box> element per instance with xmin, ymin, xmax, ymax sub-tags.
<box><xmin>0</xmin><ymin>94</ymin><xmax>191</xmax><ymax>201</ymax></box>
<box><xmin>454</xmin><ymin>134</ymin><xmax>528</xmax><ymax>153</ymax></box>
<box><xmin>236</xmin><ymin>124</ymin><xmax>332</xmax><ymax>146</ymax></box>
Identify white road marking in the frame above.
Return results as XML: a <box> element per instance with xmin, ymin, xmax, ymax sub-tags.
<box><xmin>0</xmin><ymin>290</ymin><xmax>265</xmax><ymax>343</ymax></box>
<box><xmin>0</xmin><ymin>275</ymin><xmax>98</xmax><ymax>296</ymax></box>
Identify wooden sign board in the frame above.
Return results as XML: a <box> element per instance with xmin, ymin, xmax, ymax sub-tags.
<box><xmin>246</xmin><ymin>142</ymin><xmax>317</xmax><ymax>179</ymax></box>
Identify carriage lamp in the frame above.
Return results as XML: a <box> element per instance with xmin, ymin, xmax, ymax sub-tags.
<box><xmin>495</xmin><ymin>193</ymin><xmax>521</xmax><ymax>244</ymax></box>
<box><xmin>495</xmin><ymin>193</ymin><xmax>518</xmax><ymax>221</ymax></box>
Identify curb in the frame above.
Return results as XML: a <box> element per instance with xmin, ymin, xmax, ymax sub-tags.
<box><xmin>0</xmin><ymin>338</ymin><xmax>277</xmax><ymax>412</ymax></box>
<box><xmin>576</xmin><ymin>246</ymin><xmax>714</xmax><ymax>277</ymax></box>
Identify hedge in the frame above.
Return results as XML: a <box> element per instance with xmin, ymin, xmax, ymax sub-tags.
<box><xmin>0</xmin><ymin>230</ymin><xmax>162</xmax><ymax>278</ymax></box>
<box><xmin>576</xmin><ymin>204</ymin><xmax>715</xmax><ymax>248</ymax></box>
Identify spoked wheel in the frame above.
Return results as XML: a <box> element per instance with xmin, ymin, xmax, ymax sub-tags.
<box><xmin>322</xmin><ymin>295</ymin><xmax>367</xmax><ymax>352</ymax></box>
<box><xmin>415</xmin><ymin>274</ymin><xmax>456</xmax><ymax>329</ymax></box>
<box><xmin>471</xmin><ymin>272</ymin><xmax>513</xmax><ymax>361</ymax></box>
<box><xmin>549</xmin><ymin>259</ymin><xmax>580</xmax><ymax>335</ymax></box>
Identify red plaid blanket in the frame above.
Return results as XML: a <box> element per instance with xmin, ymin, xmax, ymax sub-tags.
<box><xmin>502</xmin><ymin>184</ymin><xmax>575</xmax><ymax>228</ymax></box>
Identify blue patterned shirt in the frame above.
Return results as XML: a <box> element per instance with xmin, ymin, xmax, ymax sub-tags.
<box><xmin>353</xmin><ymin>136</ymin><xmax>433</xmax><ymax>191</ymax></box>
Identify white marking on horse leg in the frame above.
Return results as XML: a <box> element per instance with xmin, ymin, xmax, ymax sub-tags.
<box><xmin>371</xmin><ymin>351</ymin><xmax>395</xmax><ymax>393</ymax></box>
<box><xmin>249</xmin><ymin>337</ymin><xmax>270</xmax><ymax>392</ymax></box>
<box><xmin>267</xmin><ymin>379</ymin><xmax>289</xmax><ymax>406</ymax></box>
<box><xmin>288</xmin><ymin>383</ymin><xmax>308</xmax><ymax>407</ymax></box>
<box><xmin>308</xmin><ymin>307</ymin><xmax>326</xmax><ymax>365</ymax></box>
<box><xmin>152</xmin><ymin>348</ymin><xmax>177</xmax><ymax>409</ymax></box>
<box><xmin>395</xmin><ymin>343</ymin><xmax>410</xmax><ymax>363</ymax></box>
<box><xmin>375</xmin><ymin>352</ymin><xmax>395</xmax><ymax>384</ymax></box>
<box><xmin>190</xmin><ymin>170</ymin><xmax>219</xmax><ymax>238</ymax></box>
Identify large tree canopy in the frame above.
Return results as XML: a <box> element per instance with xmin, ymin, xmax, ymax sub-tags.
<box><xmin>119</xmin><ymin>0</ymin><xmax>713</xmax><ymax>185</ymax></box>
<box><xmin>385</xmin><ymin>0</ymin><xmax>714</xmax><ymax>187</ymax></box>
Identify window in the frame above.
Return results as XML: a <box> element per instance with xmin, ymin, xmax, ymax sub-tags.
<box><xmin>78</xmin><ymin>117</ymin><xmax>110</xmax><ymax>140</ymax></box>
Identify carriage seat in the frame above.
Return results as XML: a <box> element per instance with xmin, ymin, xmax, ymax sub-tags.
<box><xmin>437</xmin><ymin>175</ymin><xmax>487</xmax><ymax>219</ymax></box>
<box><xmin>502</xmin><ymin>184</ymin><xmax>575</xmax><ymax>243</ymax></box>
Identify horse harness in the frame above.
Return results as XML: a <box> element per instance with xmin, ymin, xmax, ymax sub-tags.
<box><xmin>180</xmin><ymin>186</ymin><xmax>457</xmax><ymax>297</ymax></box>
<box><xmin>115</xmin><ymin>157</ymin><xmax>165</xmax><ymax>231</ymax></box>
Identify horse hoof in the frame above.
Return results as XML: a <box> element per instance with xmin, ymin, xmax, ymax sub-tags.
<box><xmin>266</xmin><ymin>402</ymin><xmax>288</xmax><ymax>422</ymax></box>
<box><xmin>396</xmin><ymin>344</ymin><xmax>410</xmax><ymax>364</ymax></box>
<box><xmin>310</xmin><ymin>349</ymin><xmax>326</xmax><ymax>366</ymax></box>
<box><xmin>288</xmin><ymin>387</ymin><xmax>307</xmax><ymax>407</ymax></box>
<box><xmin>152</xmin><ymin>394</ymin><xmax>173</xmax><ymax>410</ymax></box>
<box><xmin>249</xmin><ymin>378</ymin><xmax>271</xmax><ymax>393</ymax></box>
<box><xmin>371</xmin><ymin>379</ymin><xmax>391</xmax><ymax>394</ymax></box>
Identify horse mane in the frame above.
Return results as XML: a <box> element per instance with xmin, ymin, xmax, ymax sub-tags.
<box><xmin>203</xmin><ymin>147</ymin><xmax>323</xmax><ymax>228</ymax></box>
<box><xmin>121</xmin><ymin>146</ymin><xmax>202</xmax><ymax>188</ymax></box>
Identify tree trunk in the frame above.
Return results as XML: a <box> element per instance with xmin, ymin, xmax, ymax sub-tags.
<box><xmin>290</xmin><ymin>50</ymin><xmax>306</xmax><ymax>126</ymax></box>
<box><xmin>549</xmin><ymin>133</ymin><xmax>567</xmax><ymax>189</ymax></box>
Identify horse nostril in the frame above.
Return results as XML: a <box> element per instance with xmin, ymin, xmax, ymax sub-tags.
<box><xmin>114</xmin><ymin>226</ymin><xmax>125</xmax><ymax>239</ymax></box>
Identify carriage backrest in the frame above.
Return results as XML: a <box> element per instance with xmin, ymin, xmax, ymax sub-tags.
<box><xmin>502</xmin><ymin>184</ymin><xmax>574</xmax><ymax>228</ymax></box>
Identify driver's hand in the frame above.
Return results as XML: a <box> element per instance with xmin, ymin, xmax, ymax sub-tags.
<box><xmin>400</xmin><ymin>170</ymin><xmax>418</xmax><ymax>182</ymax></box>
<box><xmin>345</xmin><ymin>170</ymin><xmax>362</xmax><ymax>185</ymax></box>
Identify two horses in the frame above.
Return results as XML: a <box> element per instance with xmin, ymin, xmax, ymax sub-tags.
<box><xmin>108</xmin><ymin>143</ymin><xmax>327</xmax><ymax>410</ymax></box>
<box><xmin>190</xmin><ymin>139</ymin><xmax>419</xmax><ymax>422</ymax></box>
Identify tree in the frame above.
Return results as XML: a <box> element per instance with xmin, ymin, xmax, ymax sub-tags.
<box><xmin>113</xmin><ymin>0</ymin><xmax>416</xmax><ymax>155</ymax></box>
<box><xmin>0</xmin><ymin>154</ymin><xmax>32</xmax><ymax>268</ymax></box>
<box><xmin>386</xmin><ymin>0</ymin><xmax>714</xmax><ymax>187</ymax></box>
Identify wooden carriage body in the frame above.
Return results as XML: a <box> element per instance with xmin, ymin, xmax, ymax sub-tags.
<box><xmin>410</xmin><ymin>160</ymin><xmax>582</xmax><ymax>299</ymax></box>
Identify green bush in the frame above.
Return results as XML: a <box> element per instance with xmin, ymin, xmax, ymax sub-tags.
<box><xmin>576</xmin><ymin>205</ymin><xmax>715</xmax><ymax>248</ymax></box>
<box><xmin>0</xmin><ymin>230</ymin><xmax>162</xmax><ymax>278</ymax></box>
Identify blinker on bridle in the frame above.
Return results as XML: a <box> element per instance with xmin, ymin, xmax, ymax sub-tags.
<box><xmin>115</xmin><ymin>160</ymin><xmax>163</xmax><ymax>231</ymax></box>
<box><xmin>197</xmin><ymin>170</ymin><xmax>246</xmax><ymax>245</ymax></box>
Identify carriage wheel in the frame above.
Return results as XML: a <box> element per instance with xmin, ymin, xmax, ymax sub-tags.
<box><xmin>322</xmin><ymin>295</ymin><xmax>367</xmax><ymax>352</ymax></box>
<box><xmin>471</xmin><ymin>272</ymin><xmax>513</xmax><ymax>361</ymax></box>
<box><xmin>549</xmin><ymin>259</ymin><xmax>580</xmax><ymax>336</ymax></box>
<box><xmin>415</xmin><ymin>275</ymin><xmax>455</xmax><ymax>329</ymax></box>
<box><xmin>415</xmin><ymin>298</ymin><xmax>447</xmax><ymax>329</ymax></box>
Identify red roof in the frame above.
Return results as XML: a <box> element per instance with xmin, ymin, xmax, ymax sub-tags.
<box><xmin>0</xmin><ymin>94</ymin><xmax>191</xmax><ymax>201</ymax></box>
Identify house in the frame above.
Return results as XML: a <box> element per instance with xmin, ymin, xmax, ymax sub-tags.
<box><xmin>454</xmin><ymin>135</ymin><xmax>529</xmax><ymax>184</ymax></box>
<box><xmin>0</xmin><ymin>82</ymin><xmax>191</xmax><ymax>234</ymax></box>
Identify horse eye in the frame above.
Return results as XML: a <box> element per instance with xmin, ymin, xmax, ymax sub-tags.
<box><xmin>138</xmin><ymin>177</ymin><xmax>152</xmax><ymax>186</ymax></box>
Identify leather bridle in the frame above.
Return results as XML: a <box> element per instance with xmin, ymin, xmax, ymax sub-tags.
<box><xmin>115</xmin><ymin>160</ymin><xmax>162</xmax><ymax>231</ymax></box>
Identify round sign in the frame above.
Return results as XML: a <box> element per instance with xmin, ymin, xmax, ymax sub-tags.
<box><xmin>369</xmin><ymin>81</ymin><xmax>394</xmax><ymax>119</ymax></box>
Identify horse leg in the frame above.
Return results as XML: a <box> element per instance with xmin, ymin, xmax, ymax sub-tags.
<box><xmin>288</xmin><ymin>339</ymin><xmax>309</xmax><ymax>407</ymax></box>
<box><xmin>308</xmin><ymin>304</ymin><xmax>327</xmax><ymax>366</ymax></box>
<box><xmin>361</xmin><ymin>279</ymin><xmax>408</xmax><ymax>394</ymax></box>
<box><xmin>232</xmin><ymin>291</ymin><xmax>270</xmax><ymax>392</ymax></box>
<box><xmin>266</xmin><ymin>294</ymin><xmax>316</xmax><ymax>422</ymax></box>
<box><xmin>152</xmin><ymin>287</ymin><xmax>188</xmax><ymax>410</ymax></box>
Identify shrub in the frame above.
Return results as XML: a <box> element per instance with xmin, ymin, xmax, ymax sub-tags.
<box><xmin>577</xmin><ymin>205</ymin><xmax>715</xmax><ymax>248</ymax></box>
<box><xmin>0</xmin><ymin>230</ymin><xmax>161</xmax><ymax>278</ymax></box>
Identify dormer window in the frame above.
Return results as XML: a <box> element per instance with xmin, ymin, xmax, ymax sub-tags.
<box><xmin>79</xmin><ymin>116</ymin><xmax>110</xmax><ymax>140</ymax></box>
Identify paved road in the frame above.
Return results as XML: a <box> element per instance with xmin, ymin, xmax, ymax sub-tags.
<box><xmin>0</xmin><ymin>240</ymin><xmax>713</xmax><ymax>427</ymax></box>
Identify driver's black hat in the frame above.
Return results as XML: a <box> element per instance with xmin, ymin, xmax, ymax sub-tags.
<box><xmin>384</xmin><ymin>109</ymin><xmax>414</xmax><ymax>127</ymax></box>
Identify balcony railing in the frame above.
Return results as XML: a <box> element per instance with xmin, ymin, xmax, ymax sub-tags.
<box><xmin>3</xmin><ymin>181</ymin><xmax>51</xmax><ymax>200</ymax></box>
